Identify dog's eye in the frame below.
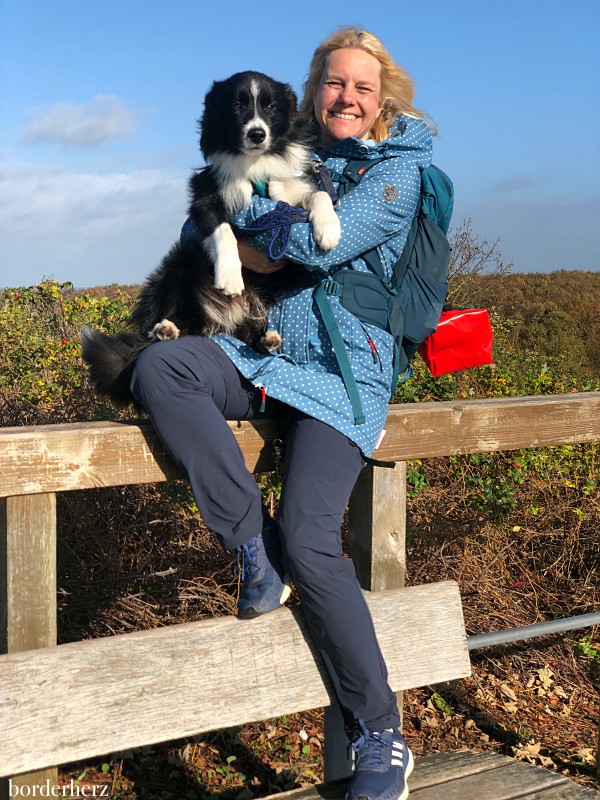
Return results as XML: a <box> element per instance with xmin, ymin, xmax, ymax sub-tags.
<box><xmin>232</xmin><ymin>101</ymin><xmax>242</xmax><ymax>111</ymax></box>
<box><xmin>265</xmin><ymin>103</ymin><xmax>276</xmax><ymax>112</ymax></box>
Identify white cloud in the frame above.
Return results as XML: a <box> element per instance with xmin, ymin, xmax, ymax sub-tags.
<box><xmin>22</xmin><ymin>94</ymin><xmax>137</xmax><ymax>149</ymax></box>
<box><xmin>492</xmin><ymin>176</ymin><xmax>535</xmax><ymax>193</ymax></box>
<box><xmin>0</xmin><ymin>159</ymin><xmax>188</xmax><ymax>288</ymax></box>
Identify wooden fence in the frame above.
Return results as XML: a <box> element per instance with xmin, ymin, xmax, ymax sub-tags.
<box><xmin>1</xmin><ymin>392</ymin><xmax>599</xmax><ymax>796</ymax></box>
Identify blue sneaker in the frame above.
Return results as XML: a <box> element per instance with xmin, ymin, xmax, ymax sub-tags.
<box><xmin>236</xmin><ymin>522</ymin><xmax>291</xmax><ymax>619</ymax></box>
<box><xmin>346</xmin><ymin>722</ymin><xmax>414</xmax><ymax>800</ymax></box>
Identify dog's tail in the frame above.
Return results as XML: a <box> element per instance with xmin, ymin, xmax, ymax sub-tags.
<box><xmin>80</xmin><ymin>327</ymin><xmax>148</xmax><ymax>407</ymax></box>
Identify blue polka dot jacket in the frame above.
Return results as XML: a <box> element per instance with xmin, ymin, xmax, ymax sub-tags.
<box><xmin>213</xmin><ymin>115</ymin><xmax>433</xmax><ymax>457</ymax></box>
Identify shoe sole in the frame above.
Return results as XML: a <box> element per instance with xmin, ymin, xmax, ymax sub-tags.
<box><xmin>280</xmin><ymin>577</ymin><xmax>292</xmax><ymax>605</ymax></box>
<box><xmin>399</xmin><ymin>748</ymin><xmax>414</xmax><ymax>800</ymax></box>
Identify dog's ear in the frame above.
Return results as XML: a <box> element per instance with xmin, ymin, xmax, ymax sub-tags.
<box><xmin>199</xmin><ymin>80</ymin><xmax>224</xmax><ymax>158</ymax></box>
<box><xmin>283</xmin><ymin>83</ymin><xmax>299</xmax><ymax>114</ymax></box>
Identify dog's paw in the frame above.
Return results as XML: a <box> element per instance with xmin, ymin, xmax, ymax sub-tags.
<box><xmin>258</xmin><ymin>330</ymin><xmax>282</xmax><ymax>353</ymax></box>
<box><xmin>150</xmin><ymin>319</ymin><xmax>181</xmax><ymax>341</ymax></box>
<box><xmin>267</xmin><ymin>178</ymin><xmax>285</xmax><ymax>202</ymax></box>
<box><xmin>214</xmin><ymin>257</ymin><xmax>245</xmax><ymax>297</ymax></box>
<box><xmin>312</xmin><ymin>212</ymin><xmax>341</xmax><ymax>250</ymax></box>
<box><xmin>308</xmin><ymin>191</ymin><xmax>341</xmax><ymax>251</ymax></box>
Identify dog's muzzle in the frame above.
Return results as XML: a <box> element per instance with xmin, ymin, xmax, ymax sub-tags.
<box><xmin>247</xmin><ymin>127</ymin><xmax>267</xmax><ymax>145</ymax></box>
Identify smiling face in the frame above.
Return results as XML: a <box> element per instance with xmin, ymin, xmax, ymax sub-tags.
<box><xmin>314</xmin><ymin>48</ymin><xmax>384</xmax><ymax>146</ymax></box>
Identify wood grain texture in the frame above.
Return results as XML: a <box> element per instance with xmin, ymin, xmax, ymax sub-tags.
<box><xmin>1</xmin><ymin>494</ymin><xmax>57</xmax><ymax>654</ymax></box>
<box><xmin>0</xmin><ymin>418</ymin><xmax>279</xmax><ymax>497</ymax></box>
<box><xmin>0</xmin><ymin>394</ymin><xmax>597</xmax><ymax>497</ymax></box>
<box><xmin>0</xmin><ymin>582</ymin><xmax>469</xmax><ymax>777</ymax></box>
<box><xmin>347</xmin><ymin>462</ymin><xmax>407</xmax><ymax>592</ymax></box>
<box><xmin>0</xmin><ymin>495</ymin><xmax>58</xmax><ymax>797</ymax></box>
<box><xmin>378</xmin><ymin>393</ymin><xmax>600</xmax><ymax>461</ymax></box>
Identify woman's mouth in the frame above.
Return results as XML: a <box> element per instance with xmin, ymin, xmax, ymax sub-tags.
<box><xmin>330</xmin><ymin>111</ymin><xmax>358</xmax><ymax>120</ymax></box>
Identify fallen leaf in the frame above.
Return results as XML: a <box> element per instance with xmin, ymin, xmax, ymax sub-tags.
<box><xmin>538</xmin><ymin>754</ymin><xmax>555</xmax><ymax>768</ymax></box>
<box><xmin>575</xmin><ymin>748</ymin><xmax>595</xmax><ymax>765</ymax></box>
<box><xmin>499</xmin><ymin>683</ymin><xmax>518</xmax><ymax>702</ymax></box>
<box><xmin>537</xmin><ymin>666</ymin><xmax>554</xmax><ymax>689</ymax></box>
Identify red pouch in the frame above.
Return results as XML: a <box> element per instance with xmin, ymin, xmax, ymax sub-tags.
<box><xmin>418</xmin><ymin>308</ymin><xmax>493</xmax><ymax>377</ymax></box>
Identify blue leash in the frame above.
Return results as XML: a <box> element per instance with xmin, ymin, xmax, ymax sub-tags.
<box><xmin>240</xmin><ymin>202</ymin><xmax>310</xmax><ymax>262</ymax></box>
<box><xmin>240</xmin><ymin>161</ymin><xmax>339</xmax><ymax>262</ymax></box>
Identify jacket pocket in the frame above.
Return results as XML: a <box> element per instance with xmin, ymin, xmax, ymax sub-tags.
<box><xmin>278</xmin><ymin>289</ymin><xmax>313</xmax><ymax>365</ymax></box>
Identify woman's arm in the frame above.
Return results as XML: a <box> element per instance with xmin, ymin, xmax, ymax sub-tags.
<box><xmin>231</xmin><ymin>156</ymin><xmax>422</xmax><ymax>271</ymax></box>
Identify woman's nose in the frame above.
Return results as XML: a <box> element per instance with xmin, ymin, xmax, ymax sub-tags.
<box><xmin>340</xmin><ymin>85</ymin><xmax>356</xmax><ymax>105</ymax></box>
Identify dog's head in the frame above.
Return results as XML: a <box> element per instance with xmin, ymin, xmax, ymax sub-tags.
<box><xmin>199</xmin><ymin>71</ymin><xmax>302</xmax><ymax>159</ymax></box>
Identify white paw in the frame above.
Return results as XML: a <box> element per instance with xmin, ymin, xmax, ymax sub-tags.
<box><xmin>308</xmin><ymin>191</ymin><xmax>341</xmax><ymax>251</ymax></box>
<box><xmin>312</xmin><ymin>211</ymin><xmax>341</xmax><ymax>250</ymax></box>
<box><xmin>267</xmin><ymin>178</ymin><xmax>285</xmax><ymax>202</ymax></box>
<box><xmin>150</xmin><ymin>319</ymin><xmax>180</xmax><ymax>341</ymax></box>
<box><xmin>214</xmin><ymin>256</ymin><xmax>245</xmax><ymax>296</ymax></box>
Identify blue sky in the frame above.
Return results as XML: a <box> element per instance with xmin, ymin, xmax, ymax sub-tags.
<box><xmin>1</xmin><ymin>0</ymin><xmax>599</xmax><ymax>288</ymax></box>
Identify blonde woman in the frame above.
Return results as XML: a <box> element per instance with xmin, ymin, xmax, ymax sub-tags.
<box><xmin>133</xmin><ymin>28</ymin><xmax>436</xmax><ymax>800</ymax></box>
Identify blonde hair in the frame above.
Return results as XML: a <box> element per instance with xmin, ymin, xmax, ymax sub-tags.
<box><xmin>300</xmin><ymin>27</ymin><xmax>436</xmax><ymax>142</ymax></box>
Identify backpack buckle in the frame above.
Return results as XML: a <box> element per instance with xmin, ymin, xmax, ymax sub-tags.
<box><xmin>321</xmin><ymin>278</ymin><xmax>343</xmax><ymax>298</ymax></box>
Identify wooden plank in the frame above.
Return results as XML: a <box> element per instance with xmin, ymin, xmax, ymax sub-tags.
<box><xmin>409</xmin><ymin>758</ymin><xmax>584</xmax><ymax>799</ymax></box>
<box><xmin>0</xmin><ymin>394</ymin><xmax>598</xmax><ymax>497</ymax></box>
<box><xmin>0</xmin><ymin>418</ymin><xmax>278</xmax><ymax>497</ymax></box>
<box><xmin>263</xmin><ymin>752</ymin><xmax>598</xmax><ymax>800</ymax></box>
<box><xmin>0</xmin><ymin>581</ymin><xmax>469</xmax><ymax>777</ymax></box>
<box><xmin>378</xmin><ymin>393</ymin><xmax>600</xmax><ymax>461</ymax></box>
<box><xmin>511</xmin><ymin>784</ymin><xmax>600</xmax><ymax>799</ymax></box>
<box><xmin>407</xmin><ymin>749</ymin><xmax>512</xmax><ymax>787</ymax></box>
<box><xmin>0</xmin><ymin>494</ymin><xmax>58</xmax><ymax>797</ymax></box>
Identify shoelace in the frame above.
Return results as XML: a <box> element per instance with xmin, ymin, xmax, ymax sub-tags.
<box><xmin>236</xmin><ymin>540</ymin><xmax>259</xmax><ymax>582</ymax></box>
<box><xmin>349</xmin><ymin>722</ymin><xmax>399</xmax><ymax>770</ymax></box>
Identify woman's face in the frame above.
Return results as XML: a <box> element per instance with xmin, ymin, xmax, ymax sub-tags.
<box><xmin>314</xmin><ymin>48</ymin><xmax>384</xmax><ymax>146</ymax></box>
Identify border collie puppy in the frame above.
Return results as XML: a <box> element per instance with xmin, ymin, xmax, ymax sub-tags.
<box><xmin>81</xmin><ymin>71</ymin><xmax>340</xmax><ymax>406</ymax></box>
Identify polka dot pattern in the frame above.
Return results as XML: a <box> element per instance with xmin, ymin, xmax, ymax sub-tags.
<box><xmin>214</xmin><ymin>116</ymin><xmax>433</xmax><ymax>456</ymax></box>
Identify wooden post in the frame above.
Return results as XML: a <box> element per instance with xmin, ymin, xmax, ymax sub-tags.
<box><xmin>323</xmin><ymin>462</ymin><xmax>407</xmax><ymax>781</ymax></box>
<box><xmin>347</xmin><ymin>462</ymin><xmax>407</xmax><ymax>592</ymax></box>
<box><xmin>0</xmin><ymin>494</ymin><xmax>58</xmax><ymax>798</ymax></box>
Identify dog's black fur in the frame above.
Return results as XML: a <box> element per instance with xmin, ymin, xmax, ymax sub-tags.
<box><xmin>81</xmin><ymin>71</ymin><xmax>340</xmax><ymax>407</ymax></box>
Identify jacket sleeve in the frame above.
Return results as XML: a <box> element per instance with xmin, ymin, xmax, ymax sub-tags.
<box><xmin>230</xmin><ymin>155</ymin><xmax>422</xmax><ymax>272</ymax></box>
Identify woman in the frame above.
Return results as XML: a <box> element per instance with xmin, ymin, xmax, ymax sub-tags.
<box><xmin>132</xmin><ymin>28</ymin><xmax>435</xmax><ymax>800</ymax></box>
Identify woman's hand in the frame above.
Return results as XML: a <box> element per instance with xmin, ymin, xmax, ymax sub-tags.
<box><xmin>238</xmin><ymin>240</ymin><xmax>288</xmax><ymax>274</ymax></box>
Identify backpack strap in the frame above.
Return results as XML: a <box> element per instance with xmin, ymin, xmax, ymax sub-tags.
<box><xmin>312</xmin><ymin>282</ymin><xmax>365</xmax><ymax>426</ymax></box>
<box><xmin>331</xmin><ymin>157</ymin><xmax>386</xmax><ymax>199</ymax></box>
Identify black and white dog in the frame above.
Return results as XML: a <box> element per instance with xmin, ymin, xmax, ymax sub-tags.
<box><xmin>81</xmin><ymin>71</ymin><xmax>340</xmax><ymax>406</ymax></box>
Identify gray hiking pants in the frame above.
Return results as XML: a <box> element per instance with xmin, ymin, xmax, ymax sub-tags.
<box><xmin>131</xmin><ymin>336</ymin><xmax>400</xmax><ymax>733</ymax></box>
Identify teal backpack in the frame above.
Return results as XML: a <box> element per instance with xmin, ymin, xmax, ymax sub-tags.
<box><xmin>312</xmin><ymin>159</ymin><xmax>454</xmax><ymax>423</ymax></box>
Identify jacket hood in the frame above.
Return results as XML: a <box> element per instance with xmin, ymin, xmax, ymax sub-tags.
<box><xmin>317</xmin><ymin>114</ymin><xmax>432</xmax><ymax>169</ymax></box>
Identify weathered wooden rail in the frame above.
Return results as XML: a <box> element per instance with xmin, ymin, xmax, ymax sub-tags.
<box><xmin>1</xmin><ymin>393</ymin><xmax>599</xmax><ymax>799</ymax></box>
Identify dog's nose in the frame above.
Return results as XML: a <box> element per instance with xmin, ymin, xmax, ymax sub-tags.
<box><xmin>247</xmin><ymin>127</ymin><xmax>266</xmax><ymax>144</ymax></box>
